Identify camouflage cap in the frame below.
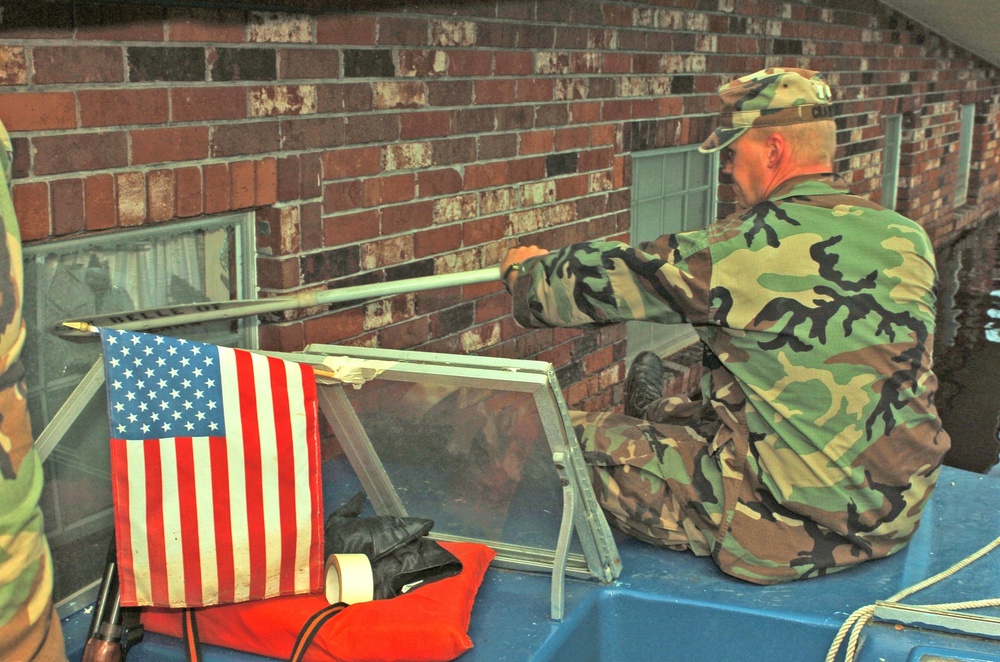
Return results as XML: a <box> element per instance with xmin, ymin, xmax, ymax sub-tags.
<box><xmin>699</xmin><ymin>67</ymin><xmax>834</xmax><ymax>153</ymax></box>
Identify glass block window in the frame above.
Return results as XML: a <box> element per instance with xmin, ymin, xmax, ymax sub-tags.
<box><xmin>21</xmin><ymin>213</ymin><xmax>255</xmax><ymax>613</ymax></box>
<box><xmin>627</xmin><ymin>145</ymin><xmax>717</xmax><ymax>363</ymax></box>
<box><xmin>955</xmin><ymin>103</ymin><xmax>975</xmax><ymax>207</ymax></box>
<box><xmin>881</xmin><ymin>114</ymin><xmax>902</xmax><ymax>210</ymax></box>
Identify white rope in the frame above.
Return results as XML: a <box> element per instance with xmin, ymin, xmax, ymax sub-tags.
<box><xmin>825</xmin><ymin>533</ymin><xmax>1000</xmax><ymax>662</ymax></box>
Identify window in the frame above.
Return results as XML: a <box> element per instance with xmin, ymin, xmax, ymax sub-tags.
<box><xmin>881</xmin><ymin>114</ymin><xmax>902</xmax><ymax>210</ymax></box>
<box><xmin>955</xmin><ymin>103</ymin><xmax>975</xmax><ymax>207</ymax></box>
<box><xmin>22</xmin><ymin>213</ymin><xmax>256</xmax><ymax>614</ymax></box>
<box><xmin>627</xmin><ymin>145</ymin><xmax>717</xmax><ymax>363</ymax></box>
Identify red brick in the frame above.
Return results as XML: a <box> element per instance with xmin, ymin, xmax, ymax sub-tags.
<box><xmin>203</xmin><ymin>163</ymin><xmax>230</xmax><ymax>214</ymax></box>
<box><xmin>256</xmin><ymin>157</ymin><xmax>278</xmax><ymax>206</ymax></box>
<box><xmin>80</xmin><ymin>88</ymin><xmax>168</xmax><ymax>127</ymax></box>
<box><xmin>378</xmin><ymin>316</ymin><xmax>430</xmax><ymax>349</ymax></box>
<box><xmin>32</xmin><ymin>46</ymin><xmax>123</xmax><ymax>84</ymax></box>
<box><xmin>146</xmin><ymin>169</ymin><xmax>175</xmax><ymax>222</ymax></box>
<box><xmin>116</xmin><ymin>172</ymin><xmax>146</xmax><ymax>226</ymax></box>
<box><xmin>401</xmin><ymin>111</ymin><xmax>452</xmax><ymax>139</ymax></box>
<box><xmin>171</xmin><ymin>87</ymin><xmax>246</xmax><ymax>122</ymax></box>
<box><xmin>84</xmin><ymin>174</ymin><xmax>116</xmax><ymax>230</ymax></box>
<box><xmin>12</xmin><ymin>182</ymin><xmax>49</xmax><ymax>241</ymax></box>
<box><xmin>76</xmin><ymin>5</ymin><xmax>164</xmax><ymax>41</ymax></box>
<box><xmin>415</xmin><ymin>225</ymin><xmax>461</xmax><ymax>258</ymax></box>
<box><xmin>493</xmin><ymin>51</ymin><xmax>533</xmax><ymax>75</ymax></box>
<box><xmin>0</xmin><ymin>92</ymin><xmax>75</xmax><ymax>131</ymax></box>
<box><xmin>364</xmin><ymin>174</ymin><xmax>415</xmax><ymax>206</ymax></box>
<box><xmin>447</xmin><ymin>50</ymin><xmax>490</xmax><ymax>76</ymax></box>
<box><xmin>131</xmin><ymin>127</ymin><xmax>210</xmax><ymax>165</ymax></box>
<box><xmin>257</xmin><ymin>255</ymin><xmax>301</xmax><ymax>290</ymax></box>
<box><xmin>50</xmin><ymin>178</ymin><xmax>85</xmax><ymax>236</ymax></box>
<box><xmin>463</xmin><ymin>215</ymin><xmax>505</xmax><ymax>246</ymax></box>
<box><xmin>473</xmin><ymin>79</ymin><xmax>516</xmax><ymax>105</ymax></box>
<box><xmin>516</xmin><ymin>78</ymin><xmax>553</xmax><ymax>102</ymax></box>
<box><xmin>381</xmin><ymin>200</ymin><xmax>433</xmax><ymax>234</ymax></box>
<box><xmin>304</xmin><ymin>307</ymin><xmax>365</xmax><ymax>345</ymax></box>
<box><xmin>556</xmin><ymin>174</ymin><xmax>589</xmax><ymax>200</ymax></box>
<box><xmin>474</xmin><ymin>291</ymin><xmax>509</xmax><ymax>324</ymax></box>
<box><xmin>300</xmin><ymin>202</ymin><xmax>322</xmax><ymax>250</ymax></box>
<box><xmin>281</xmin><ymin>116</ymin><xmax>345</xmax><ymax>151</ymax></box>
<box><xmin>464</xmin><ymin>162</ymin><xmax>509</xmax><ymax>189</ymax></box>
<box><xmin>321</xmin><ymin>146</ymin><xmax>381</xmax><ymax>181</ymax></box>
<box><xmin>416</xmin><ymin>168</ymin><xmax>462</xmax><ymax>197</ymax></box>
<box><xmin>211</xmin><ymin>121</ymin><xmax>281</xmax><ymax>158</ymax></box>
<box><xmin>555</xmin><ymin>126</ymin><xmax>590</xmax><ymax>151</ymax></box>
<box><xmin>323</xmin><ymin>210</ymin><xmax>380</xmax><ymax>245</ymax></box>
<box><xmin>175</xmin><ymin>166</ymin><xmax>203</xmax><ymax>218</ymax></box>
<box><xmin>301</xmin><ymin>153</ymin><xmax>321</xmax><ymax>198</ymax></box>
<box><xmin>316</xmin><ymin>14</ymin><xmax>376</xmax><ymax>45</ymax></box>
<box><xmin>230</xmin><ymin>160</ymin><xmax>255</xmax><ymax>209</ymax></box>
<box><xmin>258</xmin><ymin>320</ymin><xmax>305</xmax><ymax>353</ymax></box>
<box><xmin>520</xmin><ymin>130</ymin><xmax>555</xmax><ymax>155</ymax></box>
<box><xmin>277</xmin><ymin>155</ymin><xmax>301</xmax><ymax>201</ymax></box>
<box><xmin>167</xmin><ymin>7</ymin><xmax>245</xmax><ymax>42</ymax></box>
<box><xmin>279</xmin><ymin>48</ymin><xmax>340</xmax><ymax>79</ymax></box>
<box><xmin>0</xmin><ymin>47</ymin><xmax>28</xmax><ymax>85</ymax></box>
<box><xmin>323</xmin><ymin>180</ymin><xmax>365</xmax><ymax>214</ymax></box>
<box><xmin>33</xmin><ymin>132</ymin><xmax>129</xmax><ymax>176</ymax></box>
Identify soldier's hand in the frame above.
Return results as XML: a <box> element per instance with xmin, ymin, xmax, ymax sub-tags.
<box><xmin>501</xmin><ymin>245</ymin><xmax>549</xmax><ymax>293</ymax></box>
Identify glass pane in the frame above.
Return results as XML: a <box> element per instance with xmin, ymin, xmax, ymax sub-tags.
<box><xmin>634</xmin><ymin>157</ymin><xmax>663</xmax><ymax>201</ymax></box>
<box><xmin>662</xmin><ymin>194</ymin><xmax>685</xmax><ymax>235</ymax></box>
<box><xmin>661</xmin><ymin>151</ymin><xmax>686</xmax><ymax>195</ymax></box>
<box><xmin>635</xmin><ymin>199</ymin><xmax>664</xmax><ymax>244</ymax></box>
<box><xmin>686</xmin><ymin>190</ymin><xmax>709</xmax><ymax>231</ymax></box>
<box><xmin>689</xmin><ymin>151</ymin><xmax>713</xmax><ymax>188</ymax></box>
<box><xmin>339</xmin><ymin>378</ymin><xmax>567</xmax><ymax>549</ymax></box>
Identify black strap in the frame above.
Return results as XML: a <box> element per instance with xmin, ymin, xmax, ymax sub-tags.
<box><xmin>181</xmin><ymin>609</ymin><xmax>203</xmax><ymax>662</ymax></box>
<box><xmin>289</xmin><ymin>602</ymin><xmax>348</xmax><ymax>662</ymax></box>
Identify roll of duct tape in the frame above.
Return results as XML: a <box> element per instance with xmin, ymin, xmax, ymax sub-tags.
<box><xmin>325</xmin><ymin>553</ymin><xmax>374</xmax><ymax>604</ymax></box>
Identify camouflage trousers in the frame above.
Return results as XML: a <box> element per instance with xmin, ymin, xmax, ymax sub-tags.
<box><xmin>0</xmin><ymin>381</ymin><xmax>66</xmax><ymax>661</ymax></box>
<box><xmin>572</xmin><ymin>395</ymin><xmax>728</xmax><ymax>558</ymax></box>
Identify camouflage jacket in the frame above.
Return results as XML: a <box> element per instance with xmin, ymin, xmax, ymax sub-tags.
<box><xmin>0</xmin><ymin>118</ymin><xmax>58</xmax><ymax>653</ymax></box>
<box><xmin>511</xmin><ymin>173</ymin><xmax>950</xmax><ymax>582</ymax></box>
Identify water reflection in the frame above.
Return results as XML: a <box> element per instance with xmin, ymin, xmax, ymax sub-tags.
<box><xmin>933</xmin><ymin>215</ymin><xmax>1000</xmax><ymax>476</ymax></box>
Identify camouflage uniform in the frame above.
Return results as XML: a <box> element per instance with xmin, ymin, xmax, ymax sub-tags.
<box><xmin>510</xmin><ymin>173</ymin><xmax>949</xmax><ymax>584</ymax></box>
<box><xmin>0</xmin><ymin>120</ymin><xmax>66</xmax><ymax>659</ymax></box>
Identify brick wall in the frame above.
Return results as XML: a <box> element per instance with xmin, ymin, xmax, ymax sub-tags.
<box><xmin>2</xmin><ymin>0</ymin><xmax>998</xmax><ymax>412</ymax></box>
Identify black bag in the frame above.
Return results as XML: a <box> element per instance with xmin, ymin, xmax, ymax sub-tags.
<box><xmin>324</xmin><ymin>492</ymin><xmax>463</xmax><ymax>600</ymax></box>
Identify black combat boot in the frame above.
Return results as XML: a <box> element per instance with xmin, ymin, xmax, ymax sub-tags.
<box><xmin>623</xmin><ymin>351</ymin><xmax>665</xmax><ymax>419</ymax></box>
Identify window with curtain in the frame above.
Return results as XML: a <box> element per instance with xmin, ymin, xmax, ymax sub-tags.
<box><xmin>627</xmin><ymin>145</ymin><xmax>718</xmax><ymax>364</ymax></box>
<box><xmin>21</xmin><ymin>213</ymin><xmax>255</xmax><ymax>613</ymax></box>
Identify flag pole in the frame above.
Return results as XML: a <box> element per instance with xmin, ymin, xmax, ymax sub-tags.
<box><xmin>55</xmin><ymin>266</ymin><xmax>501</xmax><ymax>341</ymax></box>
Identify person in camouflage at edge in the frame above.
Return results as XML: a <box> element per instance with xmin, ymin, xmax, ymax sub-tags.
<box><xmin>0</xmin><ymin>118</ymin><xmax>67</xmax><ymax>659</ymax></box>
<box><xmin>500</xmin><ymin>68</ymin><xmax>950</xmax><ymax>584</ymax></box>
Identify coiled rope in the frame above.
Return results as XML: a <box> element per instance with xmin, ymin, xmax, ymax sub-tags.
<box><xmin>825</xmin><ymin>533</ymin><xmax>1000</xmax><ymax>662</ymax></box>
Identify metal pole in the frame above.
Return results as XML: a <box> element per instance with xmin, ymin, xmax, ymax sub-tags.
<box><xmin>55</xmin><ymin>267</ymin><xmax>500</xmax><ymax>340</ymax></box>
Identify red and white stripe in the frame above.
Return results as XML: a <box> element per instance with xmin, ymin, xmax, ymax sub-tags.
<box><xmin>110</xmin><ymin>349</ymin><xmax>323</xmax><ymax>608</ymax></box>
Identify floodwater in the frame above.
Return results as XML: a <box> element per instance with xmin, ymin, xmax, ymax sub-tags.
<box><xmin>933</xmin><ymin>215</ymin><xmax>1000</xmax><ymax>476</ymax></box>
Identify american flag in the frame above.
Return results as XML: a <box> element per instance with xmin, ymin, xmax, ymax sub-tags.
<box><xmin>99</xmin><ymin>328</ymin><xmax>324</xmax><ymax>608</ymax></box>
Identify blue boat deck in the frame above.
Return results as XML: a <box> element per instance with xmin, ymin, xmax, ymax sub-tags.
<box><xmin>64</xmin><ymin>465</ymin><xmax>1000</xmax><ymax>661</ymax></box>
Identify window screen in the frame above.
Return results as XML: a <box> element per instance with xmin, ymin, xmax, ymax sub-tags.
<box><xmin>881</xmin><ymin>114</ymin><xmax>902</xmax><ymax>210</ymax></box>
<box><xmin>627</xmin><ymin>146</ymin><xmax>717</xmax><ymax>362</ymax></box>
<box><xmin>955</xmin><ymin>103</ymin><xmax>975</xmax><ymax>207</ymax></box>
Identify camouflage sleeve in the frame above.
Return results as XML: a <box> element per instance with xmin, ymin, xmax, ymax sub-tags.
<box><xmin>510</xmin><ymin>235</ymin><xmax>714</xmax><ymax>329</ymax></box>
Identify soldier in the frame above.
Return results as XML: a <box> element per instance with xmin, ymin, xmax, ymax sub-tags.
<box><xmin>0</xmin><ymin>118</ymin><xmax>67</xmax><ymax>658</ymax></box>
<box><xmin>501</xmin><ymin>68</ymin><xmax>949</xmax><ymax>583</ymax></box>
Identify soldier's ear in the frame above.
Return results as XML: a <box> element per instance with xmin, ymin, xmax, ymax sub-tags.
<box><xmin>764</xmin><ymin>132</ymin><xmax>787</xmax><ymax>169</ymax></box>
